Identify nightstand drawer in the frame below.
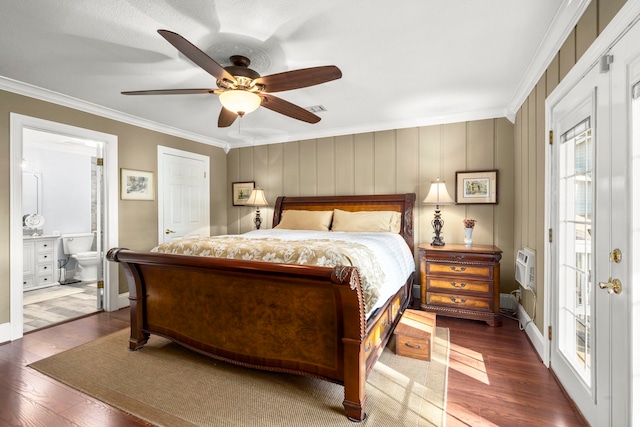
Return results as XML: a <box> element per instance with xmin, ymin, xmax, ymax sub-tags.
<box><xmin>419</xmin><ymin>244</ymin><xmax>502</xmax><ymax>326</ymax></box>
<box><xmin>426</xmin><ymin>292</ymin><xmax>492</xmax><ymax>311</ymax></box>
<box><xmin>426</xmin><ymin>262</ymin><xmax>492</xmax><ymax>279</ymax></box>
<box><xmin>426</xmin><ymin>278</ymin><xmax>490</xmax><ymax>293</ymax></box>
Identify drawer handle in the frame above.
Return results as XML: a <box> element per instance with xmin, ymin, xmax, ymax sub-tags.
<box><xmin>43</xmin><ymin>266</ymin><xmax>47</xmax><ymax>270</ymax></box>
<box><xmin>450</xmin><ymin>282</ymin><xmax>467</xmax><ymax>288</ymax></box>
<box><xmin>43</xmin><ymin>278</ymin><xmax>48</xmax><ymax>282</ymax></box>
<box><xmin>43</xmin><ymin>244</ymin><xmax>48</xmax><ymax>248</ymax></box>
<box><xmin>365</xmin><ymin>339</ymin><xmax>372</xmax><ymax>353</ymax></box>
<box><xmin>450</xmin><ymin>297</ymin><xmax>467</xmax><ymax>304</ymax></box>
<box><xmin>405</xmin><ymin>342</ymin><xmax>422</xmax><ymax>349</ymax></box>
<box><xmin>450</xmin><ymin>266</ymin><xmax>466</xmax><ymax>272</ymax></box>
<box><xmin>381</xmin><ymin>319</ymin><xmax>388</xmax><ymax>329</ymax></box>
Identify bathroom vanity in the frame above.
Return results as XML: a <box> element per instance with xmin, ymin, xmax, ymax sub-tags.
<box><xmin>23</xmin><ymin>235</ymin><xmax>59</xmax><ymax>291</ymax></box>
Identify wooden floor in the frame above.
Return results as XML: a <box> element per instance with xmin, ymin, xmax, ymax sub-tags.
<box><xmin>0</xmin><ymin>309</ymin><xmax>586</xmax><ymax>426</ymax></box>
<box><xmin>438</xmin><ymin>315</ymin><xmax>587</xmax><ymax>427</ymax></box>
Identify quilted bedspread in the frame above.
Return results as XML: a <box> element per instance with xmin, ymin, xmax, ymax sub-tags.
<box><xmin>152</xmin><ymin>230</ymin><xmax>414</xmax><ymax>314</ymax></box>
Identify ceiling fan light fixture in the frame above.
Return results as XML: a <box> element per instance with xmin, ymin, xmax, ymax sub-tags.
<box><xmin>219</xmin><ymin>90</ymin><xmax>261</xmax><ymax>116</ymax></box>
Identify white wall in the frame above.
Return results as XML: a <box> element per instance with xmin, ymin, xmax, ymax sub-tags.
<box><xmin>22</xmin><ymin>146</ymin><xmax>92</xmax><ymax>236</ymax></box>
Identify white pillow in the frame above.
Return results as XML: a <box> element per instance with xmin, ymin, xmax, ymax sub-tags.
<box><xmin>331</xmin><ymin>209</ymin><xmax>402</xmax><ymax>233</ymax></box>
<box><xmin>274</xmin><ymin>210</ymin><xmax>333</xmax><ymax>231</ymax></box>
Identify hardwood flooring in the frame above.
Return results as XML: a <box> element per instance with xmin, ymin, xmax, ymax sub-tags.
<box><xmin>0</xmin><ymin>309</ymin><xmax>586</xmax><ymax>426</ymax></box>
<box><xmin>438</xmin><ymin>315</ymin><xmax>587</xmax><ymax>427</ymax></box>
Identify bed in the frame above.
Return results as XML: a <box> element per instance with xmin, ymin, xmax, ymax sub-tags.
<box><xmin>106</xmin><ymin>193</ymin><xmax>416</xmax><ymax>421</ymax></box>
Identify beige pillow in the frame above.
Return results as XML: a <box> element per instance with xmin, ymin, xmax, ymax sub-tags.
<box><xmin>331</xmin><ymin>209</ymin><xmax>402</xmax><ymax>233</ymax></box>
<box><xmin>275</xmin><ymin>210</ymin><xmax>333</xmax><ymax>231</ymax></box>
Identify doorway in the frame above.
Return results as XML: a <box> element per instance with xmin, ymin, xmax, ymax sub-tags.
<box><xmin>9</xmin><ymin>114</ymin><xmax>119</xmax><ymax>340</ymax></box>
<box><xmin>21</xmin><ymin>129</ymin><xmax>102</xmax><ymax>331</ymax></box>
<box><xmin>546</xmin><ymin>16</ymin><xmax>640</xmax><ymax>426</ymax></box>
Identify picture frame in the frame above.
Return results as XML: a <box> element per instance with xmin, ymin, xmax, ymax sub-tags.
<box><xmin>232</xmin><ymin>181</ymin><xmax>255</xmax><ymax>206</ymax></box>
<box><xmin>121</xmin><ymin>168</ymin><xmax>155</xmax><ymax>200</ymax></box>
<box><xmin>455</xmin><ymin>170</ymin><xmax>498</xmax><ymax>204</ymax></box>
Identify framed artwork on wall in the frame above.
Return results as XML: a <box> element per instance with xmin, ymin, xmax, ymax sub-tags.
<box><xmin>455</xmin><ymin>170</ymin><xmax>498</xmax><ymax>204</ymax></box>
<box><xmin>121</xmin><ymin>168</ymin><xmax>154</xmax><ymax>200</ymax></box>
<box><xmin>232</xmin><ymin>181</ymin><xmax>255</xmax><ymax>206</ymax></box>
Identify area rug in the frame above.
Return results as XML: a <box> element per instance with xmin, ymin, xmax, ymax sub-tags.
<box><xmin>30</xmin><ymin>327</ymin><xmax>449</xmax><ymax>426</ymax></box>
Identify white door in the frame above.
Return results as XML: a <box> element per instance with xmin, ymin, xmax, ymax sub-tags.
<box><xmin>158</xmin><ymin>146</ymin><xmax>210</xmax><ymax>244</ymax></box>
<box><xmin>548</xmin><ymin>24</ymin><xmax>635</xmax><ymax>425</ymax></box>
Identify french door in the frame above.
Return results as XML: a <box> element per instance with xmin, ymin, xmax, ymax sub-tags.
<box><xmin>548</xmin><ymin>18</ymin><xmax>639</xmax><ymax>426</ymax></box>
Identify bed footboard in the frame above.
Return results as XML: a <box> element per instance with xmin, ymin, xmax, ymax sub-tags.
<box><xmin>107</xmin><ymin>247</ymin><xmax>409</xmax><ymax>421</ymax></box>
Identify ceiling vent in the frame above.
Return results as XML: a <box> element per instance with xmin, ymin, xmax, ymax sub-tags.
<box><xmin>305</xmin><ymin>105</ymin><xmax>327</xmax><ymax>113</ymax></box>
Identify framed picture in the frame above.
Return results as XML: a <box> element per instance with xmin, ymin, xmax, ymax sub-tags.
<box><xmin>232</xmin><ymin>181</ymin><xmax>255</xmax><ymax>206</ymax></box>
<box><xmin>455</xmin><ymin>170</ymin><xmax>498</xmax><ymax>204</ymax></box>
<box><xmin>121</xmin><ymin>168</ymin><xmax>154</xmax><ymax>200</ymax></box>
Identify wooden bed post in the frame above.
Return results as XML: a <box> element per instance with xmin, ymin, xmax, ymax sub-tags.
<box><xmin>333</xmin><ymin>266</ymin><xmax>368</xmax><ymax>422</ymax></box>
<box><xmin>106</xmin><ymin>248</ymin><xmax>148</xmax><ymax>350</ymax></box>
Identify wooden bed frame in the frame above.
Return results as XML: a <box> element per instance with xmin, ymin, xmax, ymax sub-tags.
<box><xmin>106</xmin><ymin>193</ymin><xmax>416</xmax><ymax>421</ymax></box>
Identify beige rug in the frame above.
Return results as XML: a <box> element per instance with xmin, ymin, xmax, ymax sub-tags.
<box><xmin>30</xmin><ymin>327</ymin><xmax>449</xmax><ymax>426</ymax></box>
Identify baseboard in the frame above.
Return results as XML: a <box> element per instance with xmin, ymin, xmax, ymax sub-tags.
<box><xmin>117</xmin><ymin>292</ymin><xmax>130</xmax><ymax>310</ymax></box>
<box><xmin>516</xmin><ymin>301</ymin><xmax>548</xmax><ymax>365</ymax></box>
<box><xmin>0</xmin><ymin>322</ymin><xmax>11</xmax><ymax>345</ymax></box>
<box><xmin>500</xmin><ymin>293</ymin><xmax>547</xmax><ymax>365</ymax></box>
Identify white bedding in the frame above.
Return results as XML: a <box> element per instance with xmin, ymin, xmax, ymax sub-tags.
<box><xmin>241</xmin><ymin>229</ymin><xmax>415</xmax><ymax>315</ymax></box>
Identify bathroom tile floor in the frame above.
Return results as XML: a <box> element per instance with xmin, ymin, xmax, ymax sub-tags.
<box><xmin>23</xmin><ymin>282</ymin><xmax>99</xmax><ymax>332</ymax></box>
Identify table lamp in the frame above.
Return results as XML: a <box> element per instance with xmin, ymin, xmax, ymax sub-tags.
<box><xmin>423</xmin><ymin>178</ymin><xmax>455</xmax><ymax>246</ymax></box>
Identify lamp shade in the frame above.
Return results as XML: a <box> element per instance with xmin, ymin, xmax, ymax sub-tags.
<box><xmin>219</xmin><ymin>90</ymin><xmax>261</xmax><ymax>116</ymax></box>
<box><xmin>246</xmin><ymin>188</ymin><xmax>269</xmax><ymax>207</ymax></box>
<box><xmin>423</xmin><ymin>179</ymin><xmax>454</xmax><ymax>206</ymax></box>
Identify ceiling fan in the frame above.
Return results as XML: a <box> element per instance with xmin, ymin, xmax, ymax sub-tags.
<box><xmin>122</xmin><ymin>30</ymin><xmax>342</xmax><ymax>128</ymax></box>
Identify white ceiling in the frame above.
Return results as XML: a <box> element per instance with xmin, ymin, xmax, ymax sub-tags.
<box><xmin>0</xmin><ymin>1</ymin><xmax>586</xmax><ymax>151</ymax></box>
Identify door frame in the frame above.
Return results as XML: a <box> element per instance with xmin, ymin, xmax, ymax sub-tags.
<box><xmin>157</xmin><ymin>145</ymin><xmax>210</xmax><ymax>245</ymax></box>
<box><xmin>544</xmin><ymin>0</ymin><xmax>640</xmax><ymax>365</ymax></box>
<box><xmin>544</xmin><ymin>2</ymin><xmax>640</xmax><ymax>424</ymax></box>
<box><xmin>9</xmin><ymin>114</ymin><xmax>119</xmax><ymax>341</ymax></box>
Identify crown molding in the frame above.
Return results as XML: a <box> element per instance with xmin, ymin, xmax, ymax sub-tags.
<box><xmin>230</xmin><ymin>107</ymin><xmax>509</xmax><ymax>148</ymax></box>
<box><xmin>506</xmin><ymin>0</ymin><xmax>593</xmax><ymax>117</ymax></box>
<box><xmin>0</xmin><ymin>76</ymin><xmax>229</xmax><ymax>151</ymax></box>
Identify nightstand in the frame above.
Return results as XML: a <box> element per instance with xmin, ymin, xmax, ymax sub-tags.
<box><xmin>419</xmin><ymin>243</ymin><xmax>502</xmax><ymax>327</ymax></box>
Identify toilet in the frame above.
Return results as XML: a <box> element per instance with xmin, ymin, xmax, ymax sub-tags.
<box><xmin>61</xmin><ymin>233</ymin><xmax>99</xmax><ymax>281</ymax></box>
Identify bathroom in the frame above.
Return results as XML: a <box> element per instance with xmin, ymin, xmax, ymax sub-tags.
<box><xmin>22</xmin><ymin>128</ymin><xmax>102</xmax><ymax>332</ymax></box>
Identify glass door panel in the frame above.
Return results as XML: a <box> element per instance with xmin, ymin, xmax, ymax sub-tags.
<box><xmin>558</xmin><ymin>121</ymin><xmax>593</xmax><ymax>387</ymax></box>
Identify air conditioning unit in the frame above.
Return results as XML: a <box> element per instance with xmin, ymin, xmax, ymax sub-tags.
<box><xmin>515</xmin><ymin>247</ymin><xmax>536</xmax><ymax>293</ymax></box>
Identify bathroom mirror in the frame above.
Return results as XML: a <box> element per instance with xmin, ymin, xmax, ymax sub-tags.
<box><xmin>22</xmin><ymin>171</ymin><xmax>42</xmax><ymax>216</ymax></box>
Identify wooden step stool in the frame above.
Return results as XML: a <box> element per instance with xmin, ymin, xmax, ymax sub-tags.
<box><xmin>394</xmin><ymin>309</ymin><xmax>436</xmax><ymax>361</ymax></box>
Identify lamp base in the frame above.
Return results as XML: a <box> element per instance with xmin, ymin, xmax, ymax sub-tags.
<box><xmin>431</xmin><ymin>208</ymin><xmax>446</xmax><ymax>246</ymax></box>
<box><xmin>431</xmin><ymin>237</ymin><xmax>445</xmax><ymax>246</ymax></box>
<box><xmin>254</xmin><ymin>208</ymin><xmax>262</xmax><ymax>230</ymax></box>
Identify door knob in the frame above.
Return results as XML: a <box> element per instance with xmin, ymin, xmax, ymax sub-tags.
<box><xmin>165</xmin><ymin>228</ymin><xmax>176</xmax><ymax>234</ymax></box>
<box><xmin>598</xmin><ymin>278</ymin><xmax>622</xmax><ymax>294</ymax></box>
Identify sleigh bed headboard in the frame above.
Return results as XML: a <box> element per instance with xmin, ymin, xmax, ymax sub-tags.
<box><xmin>272</xmin><ymin>193</ymin><xmax>416</xmax><ymax>253</ymax></box>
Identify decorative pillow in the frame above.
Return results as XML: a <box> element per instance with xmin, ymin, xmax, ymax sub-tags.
<box><xmin>331</xmin><ymin>209</ymin><xmax>402</xmax><ymax>233</ymax></box>
<box><xmin>274</xmin><ymin>210</ymin><xmax>334</xmax><ymax>231</ymax></box>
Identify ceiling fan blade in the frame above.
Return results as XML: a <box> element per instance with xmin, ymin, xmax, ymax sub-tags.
<box><xmin>158</xmin><ymin>29</ymin><xmax>236</xmax><ymax>83</ymax></box>
<box><xmin>255</xmin><ymin>66</ymin><xmax>342</xmax><ymax>93</ymax></box>
<box><xmin>259</xmin><ymin>94</ymin><xmax>320</xmax><ymax>124</ymax></box>
<box><xmin>121</xmin><ymin>89</ymin><xmax>216</xmax><ymax>95</ymax></box>
<box><xmin>218</xmin><ymin>107</ymin><xmax>238</xmax><ymax>127</ymax></box>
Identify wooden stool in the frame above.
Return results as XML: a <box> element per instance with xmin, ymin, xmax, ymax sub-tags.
<box><xmin>394</xmin><ymin>309</ymin><xmax>436</xmax><ymax>361</ymax></box>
